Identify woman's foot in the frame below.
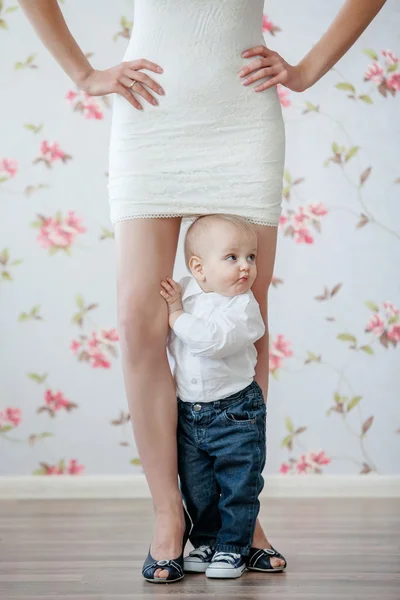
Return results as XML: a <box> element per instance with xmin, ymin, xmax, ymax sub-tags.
<box><xmin>150</xmin><ymin>506</ymin><xmax>185</xmax><ymax>579</ymax></box>
<box><xmin>252</xmin><ymin>518</ymin><xmax>285</xmax><ymax>569</ymax></box>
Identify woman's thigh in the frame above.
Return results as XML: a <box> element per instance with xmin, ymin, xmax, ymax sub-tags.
<box><xmin>114</xmin><ymin>217</ymin><xmax>182</xmax><ymax>346</ymax></box>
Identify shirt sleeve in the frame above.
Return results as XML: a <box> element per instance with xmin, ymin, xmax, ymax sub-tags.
<box><xmin>172</xmin><ymin>294</ymin><xmax>265</xmax><ymax>359</ymax></box>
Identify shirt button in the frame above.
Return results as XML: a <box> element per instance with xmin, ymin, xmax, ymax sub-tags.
<box><xmin>193</xmin><ymin>404</ymin><xmax>202</xmax><ymax>412</ymax></box>
<box><xmin>191</xmin><ymin>378</ymin><xmax>197</xmax><ymax>384</ymax></box>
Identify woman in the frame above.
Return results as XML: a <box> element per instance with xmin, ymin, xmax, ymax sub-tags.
<box><xmin>19</xmin><ymin>0</ymin><xmax>386</xmax><ymax>584</ymax></box>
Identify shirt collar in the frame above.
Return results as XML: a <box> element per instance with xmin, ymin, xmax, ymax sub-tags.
<box><xmin>182</xmin><ymin>276</ymin><xmax>205</xmax><ymax>301</ymax></box>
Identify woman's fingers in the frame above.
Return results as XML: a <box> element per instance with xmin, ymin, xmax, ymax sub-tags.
<box><xmin>119</xmin><ymin>76</ymin><xmax>159</xmax><ymax>106</ymax></box>
<box><xmin>115</xmin><ymin>82</ymin><xmax>143</xmax><ymax>110</ymax></box>
<box><xmin>241</xmin><ymin>65</ymin><xmax>280</xmax><ymax>86</ymax></box>
<box><xmin>125</xmin><ymin>67</ymin><xmax>165</xmax><ymax>96</ymax></box>
<box><xmin>254</xmin><ymin>72</ymin><xmax>286</xmax><ymax>92</ymax></box>
<box><xmin>128</xmin><ymin>58</ymin><xmax>164</xmax><ymax>74</ymax></box>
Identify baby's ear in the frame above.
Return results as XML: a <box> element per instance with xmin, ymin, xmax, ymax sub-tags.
<box><xmin>189</xmin><ymin>255</ymin><xmax>203</xmax><ymax>276</ymax></box>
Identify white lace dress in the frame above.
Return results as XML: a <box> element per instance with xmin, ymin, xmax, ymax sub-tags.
<box><xmin>108</xmin><ymin>0</ymin><xmax>285</xmax><ymax>227</ymax></box>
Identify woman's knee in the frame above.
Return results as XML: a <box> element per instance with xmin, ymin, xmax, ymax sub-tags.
<box><xmin>118</xmin><ymin>291</ymin><xmax>168</xmax><ymax>360</ymax></box>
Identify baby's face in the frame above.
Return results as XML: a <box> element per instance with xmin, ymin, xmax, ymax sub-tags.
<box><xmin>199</xmin><ymin>224</ymin><xmax>258</xmax><ymax>297</ymax></box>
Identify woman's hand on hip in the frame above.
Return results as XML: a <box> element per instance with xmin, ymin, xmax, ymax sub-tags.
<box><xmin>239</xmin><ymin>45</ymin><xmax>309</xmax><ymax>93</ymax></box>
<box><xmin>79</xmin><ymin>59</ymin><xmax>165</xmax><ymax>110</ymax></box>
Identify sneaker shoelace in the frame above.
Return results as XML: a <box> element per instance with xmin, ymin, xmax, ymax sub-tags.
<box><xmin>212</xmin><ymin>551</ymin><xmax>241</xmax><ymax>565</ymax></box>
<box><xmin>189</xmin><ymin>545</ymin><xmax>214</xmax><ymax>559</ymax></box>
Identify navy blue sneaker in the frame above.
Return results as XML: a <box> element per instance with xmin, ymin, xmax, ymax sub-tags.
<box><xmin>184</xmin><ymin>545</ymin><xmax>215</xmax><ymax>573</ymax></box>
<box><xmin>205</xmin><ymin>551</ymin><xmax>246</xmax><ymax>579</ymax></box>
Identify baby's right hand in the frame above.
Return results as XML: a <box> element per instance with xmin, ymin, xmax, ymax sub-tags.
<box><xmin>160</xmin><ymin>277</ymin><xmax>183</xmax><ymax>315</ymax></box>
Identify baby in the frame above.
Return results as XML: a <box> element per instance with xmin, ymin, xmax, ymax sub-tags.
<box><xmin>160</xmin><ymin>214</ymin><xmax>268</xmax><ymax>579</ymax></box>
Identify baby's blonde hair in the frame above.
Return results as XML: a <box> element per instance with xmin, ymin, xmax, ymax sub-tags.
<box><xmin>184</xmin><ymin>214</ymin><xmax>257</xmax><ymax>271</ymax></box>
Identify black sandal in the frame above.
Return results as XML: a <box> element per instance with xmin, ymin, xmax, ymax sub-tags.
<box><xmin>142</xmin><ymin>504</ymin><xmax>193</xmax><ymax>583</ymax></box>
<box><xmin>246</xmin><ymin>546</ymin><xmax>287</xmax><ymax>572</ymax></box>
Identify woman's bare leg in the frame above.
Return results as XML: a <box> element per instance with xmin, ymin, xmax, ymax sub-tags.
<box><xmin>250</xmin><ymin>224</ymin><xmax>285</xmax><ymax>568</ymax></box>
<box><xmin>115</xmin><ymin>217</ymin><xmax>183</xmax><ymax>579</ymax></box>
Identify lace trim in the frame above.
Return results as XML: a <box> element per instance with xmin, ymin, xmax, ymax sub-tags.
<box><xmin>112</xmin><ymin>215</ymin><xmax>278</xmax><ymax>227</ymax></box>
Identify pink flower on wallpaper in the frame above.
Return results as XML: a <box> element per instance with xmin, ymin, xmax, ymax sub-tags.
<box><xmin>365</xmin><ymin>314</ymin><xmax>385</xmax><ymax>337</ymax></box>
<box><xmin>280</xmin><ymin>203</ymin><xmax>328</xmax><ymax>244</ymax></box>
<box><xmin>383</xmin><ymin>302</ymin><xmax>399</xmax><ymax>318</ymax></box>
<box><xmin>388</xmin><ymin>324</ymin><xmax>400</xmax><ymax>342</ymax></box>
<box><xmin>365</xmin><ymin>301</ymin><xmax>399</xmax><ymax>349</ymax></box>
<box><xmin>0</xmin><ymin>158</ymin><xmax>18</xmax><ymax>178</ymax></box>
<box><xmin>71</xmin><ymin>328</ymin><xmax>119</xmax><ymax>369</ymax></box>
<box><xmin>381</xmin><ymin>49</ymin><xmax>399</xmax><ymax>66</ymax></box>
<box><xmin>364</xmin><ymin>61</ymin><xmax>385</xmax><ymax>83</ymax></box>
<box><xmin>294</xmin><ymin>226</ymin><xmax>314</xmax><ymax>244</ymax></box>
<box><xmin>387</xmin><ymin>73</ymin><xmax>400</xmax><ymax>91</ymax></box>
<box><xmin>363</xmin><ymin>49</ymin><xmax>399</xmax><ymax>97</ymax></box>
<box><xmin>261</xmin><ymin>14</ymin><xmax>281</xmax><ymax>36</ymax></box>
<box><xmin>308</xmin><ymin>203</ymin><xmax>328</xmax><ymax>217</ymax></box>
<box><xmin>33</xmin><ymin>141</ymin><xmax>72</xmax><ymax>168</ymax></box>
<box><xmin>269</xmin><ymin>334</ymin><xmax>293</xmax><ymax>374</ymax></box>
<box><xmin>66</xmin><ymin>90</ymin><xmax>78</xmax><ymax>103</ymax></box>
<box><xmin>66</xmin><ymin>89</ymin><xmax>104</xmax><ymax>120</ymax></box>
<box><xmin>277</xmin><ymin>84</ymin><xmax>291</xmax><ymax>107</ymax></box>
<box><xmin>280</xmin><ymin>451</ymin><xmax>331</xmax><ymax>475</ymax></box>
<box><xmin>0</xmin><ymin>407</ymin><xmax>21</xmax><ymax>429</ymax></box>
<box><xmin>33</xmin><ymin>211</ymin><xmax>86</xmax><ymax>254</ymax></box>
<box><xmin>34</xmin><ymin>459</ymin><xmax>85</xmax><ymax>476</ymax></box>
<box><xmin>36</xmin><ymin>389</ymin><xmax>78</xmax><ymax>417</ymax></box>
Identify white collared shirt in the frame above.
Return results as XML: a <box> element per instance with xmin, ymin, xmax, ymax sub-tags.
<box><xmin>167</xmin><ymin>276</ymin><xmax>265</xmax><ymax>403</ymax></box>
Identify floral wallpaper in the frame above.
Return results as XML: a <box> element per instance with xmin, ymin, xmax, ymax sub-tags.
<box><xmin>0</xmin><ymin>1</ymin><xmax>399</xmax><ymax>477</ymax></box>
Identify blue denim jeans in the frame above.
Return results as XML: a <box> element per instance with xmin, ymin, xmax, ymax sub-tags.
<box><xmin>177</xmin><ymin>380</ymin><xmax>266</xmax><ymax>556</ymax></box>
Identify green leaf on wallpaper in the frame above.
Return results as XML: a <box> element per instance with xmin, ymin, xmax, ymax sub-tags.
<box><xmin>5</xmin><ymin>6</ymin><xmax>19</xmax><ymax>13</ymax></box>
<box><xmin>27</xmin><ymin>372</ymin><xmax>47</xmax><ymax>384</ymax></box>
<box><xmin>360</xmin><ymin>345</ymin><xmax>374</xmax><ymax>355</ymax></box>
<box><xmin>337</xmin><ymin>333</ymin><xmax>357</xmax><ymax>344</ymax></box>
<box><xmin>347</xmin><ymin>396</ymin><xmax>362</xmax><ymax>412</ymax></box>
<box><xmin>1</xmin><ymin>248</ymin><xmax>9</xmax><ymax>262</ymax></box>
<box><xmin>281</xmin><ymin>434</ymin><xmax>293</xmax><ymax>449</ymax></box>
<box><xmin>26</xmin><ymin>53</ymin><xmax>36</xmax><ymax>64</ymax></box>
<box><xmin>55</xmin><ymin>211</ymin><xmax>62</xmax><ymax>223</ymax></box>
<box><xmin>345</xmin><ymin>146</ymin><xmax>359</xmax><ymax>162</ymax></box>
<box><xmin>76</xmin><ymin>294</ymin><xmax>85</xmax><ymax>309</ymax></box>
<box><xmin>285</xmin><ymin>417</ymin><xmax>294</xmax><ymax>433</ymax></box>
<box><xmin>0</xmin><ymin>425</ymin><xmax>13</xmax><ymax>433</ymax></box>
<box><xmin>1</xmin><ymin>271</ymin><xmax>12</xmax><ymax>281</ymax></box>
<box><xmin>0</xmin><ymin>1</ymin><xmax>4</xmax><ymax>12</ymax></box>
<box><xmin>14</xmin><ymin>62</ymin><xmax>25</xmax><ymax>70</ymax></box>
<box><xmin>304</xmin><ymin>101</ymin><xmax>319</xmax><ymax>112</ymax></box>
<box><xmin>0</xmin><ymin>175</ymin><xmax>8</xmax><ymax>182</ymax></box>
<box><xmin>130</xmin><ymin>458</ymin><xmax>141</xmax><ymax>466</ymax></box>
<box><xmin>387</xmin><ymin>62</ymin><xmax>398</xmax><ymax>73</ymax></box>
<box><xmin>359</xmin><ymin>95</ymin><xmax>373</xmax><ymax>104</ymax></box>
<box><xmin>24</xmin><ymin>123</ymin><xmax>43</xmax><ymax>133</ymax></box>
<box><xmin>271</xmin><ymin>369</ymin><xmax>279</xmax><ymax>380</ymax></box>
<box><xmin>335</xmin><ymin>82</ymin><xmax>356</xmax><ymax>93</ymax></box>
<box><xmin>283</xmin><ymin>169</ymin><xmax>292</xmax><ymax>184</ymax></box>
<box><xmin>332</xmin><ymin>142</ymin><xmax>339</xmax><ymax>154</ymax></box>
<box><xmin>49</xmin><ymin>246</ymin><xmax>58</xmax><ymax>256</ymax></box>
<box><xmin>363</xmin><ymin>49</ymin><xmax>378</xmax><ymax>61</ymax></box>
<box><xmin>365</xmin><ymin>300</ymin><xmax>379</xmax><ymax>312</ymax></box>
<box><xmin>32</xmin><ymin>468</ymin><xmax>47</xmax><ymax>476</ymax></box>
<box><xmin>0</xmin><ymin>19</ymin><xmax>7</xmax><ymax>30</ymax></box>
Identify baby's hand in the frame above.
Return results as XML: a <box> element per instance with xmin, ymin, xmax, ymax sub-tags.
<box><xmin>160</xmin><ymin>277</ymin><xmax>183</xmax><ymax>315</ymax></box>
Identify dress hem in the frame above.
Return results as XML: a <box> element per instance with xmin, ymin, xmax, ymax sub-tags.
<box><xmin>112</xmin><ymin>214</ymin><xmax>278</xmax><ymax>227</ymax></box>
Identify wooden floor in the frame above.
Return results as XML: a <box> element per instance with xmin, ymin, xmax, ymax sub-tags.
<box><xmin>0</xmin><ymin>498</ymin><xmax>399</xmax><ymax>599</ymax></box>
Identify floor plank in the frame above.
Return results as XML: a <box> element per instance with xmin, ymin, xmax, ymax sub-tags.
<box><xmin>0</xmin><ymin>498</ymin><xmax>399</xmax><ymax>599</ymax></box>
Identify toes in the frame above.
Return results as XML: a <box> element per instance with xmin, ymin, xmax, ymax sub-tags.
<box><xmin>154</xmin><ymin>568</ymin><xmax>169</xmax><ymax>579</ymax></box>
<box><xmin>270</xmin><ymin>557</ymin><xmax>285</xmax><ymax>568</ymax></box>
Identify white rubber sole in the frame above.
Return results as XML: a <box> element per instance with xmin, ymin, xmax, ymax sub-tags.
<box><xmin>184</xmin><ymin>560</ymin><xmax>210</xmax><ymax>573</ymax></box>
<box><xmin>206</xmin><ymin>564</ymin><xmax>246</xmax><ymax>579</ymax></box>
